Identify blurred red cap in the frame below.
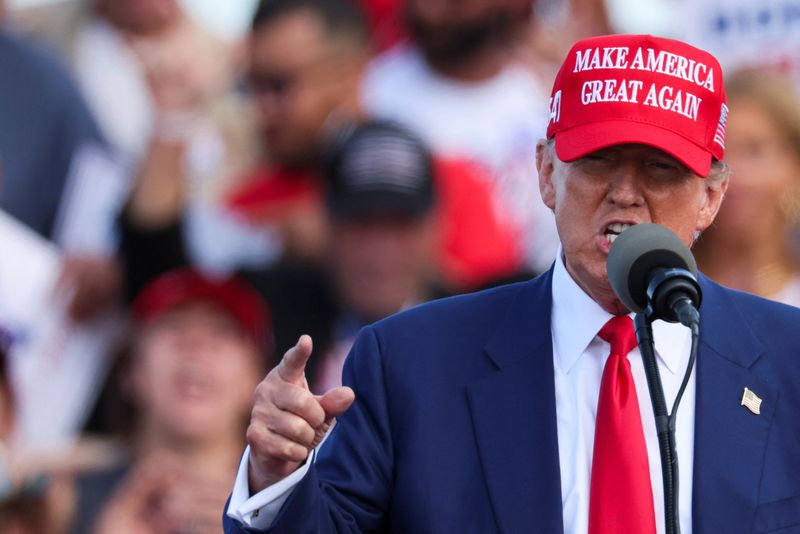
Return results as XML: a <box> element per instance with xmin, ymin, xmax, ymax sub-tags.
<box><xmin>132</xmin><ymin>269</ymin><xmax>271</xmax><ymax>349</ymax></box>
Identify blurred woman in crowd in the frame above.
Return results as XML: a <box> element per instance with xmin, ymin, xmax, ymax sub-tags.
<box><xmin>62</xmin><ymin>0</ymin><xmax>246</xmax><ymax>169</ymax></box>
<box><xmin>695</xmin><ymin>69</ymin><xmax>800</xmax><ymax>305</ymax></box>
<box><xmin>69</xmin><ymin>270</ymin><xmax>271</xmax><ymax>534</ymax></box>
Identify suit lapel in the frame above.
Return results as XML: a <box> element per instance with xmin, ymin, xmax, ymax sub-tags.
<box><xmin>463</xmin><ymin>270</ymin><xmax>780</xmax><ymax>533</ymax></box>
<box><xmin>692</xmin><ymin>277</ymin><xmax>778</xmax><ymax>534</ymax></box>
<box><xmin>466</xmin><ymin>269</ymin><xmax>564</xmax><ymax>534</ymax></box>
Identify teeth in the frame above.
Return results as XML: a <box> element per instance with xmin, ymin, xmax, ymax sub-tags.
<box><xmin>604</xmin><ymin>223</ymin><xmax>635</xmax><ymax>246</ymax></box>
<box><xmin>607</xmin><ymin>222</ymin><xmax>632</xmax><ymax>234</ymax></box>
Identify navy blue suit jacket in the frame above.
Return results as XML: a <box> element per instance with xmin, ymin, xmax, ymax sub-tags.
<box><xmin>225</xmin><ymin>270</ymin><xmax>800</xmax><ymax>533</ymax></box>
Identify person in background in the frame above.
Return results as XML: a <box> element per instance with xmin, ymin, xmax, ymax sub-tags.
<box><xmin>694</xmin><ymin>69</ymin><xmax>800</xmax><ymax>305</ymax></box>
<box><xmin>122</xmin><ymin>0</ymin><xmax>371</xmax><ymax>277</ymax></box>
<box><xmin>524</xmin><ymin>0</ymin><xmax>612</xmax><ymax>71</ymax></box>
<box><xmin>224</xmin><ymin>0</ymin><xmax>373</xmax><ymax>266</ymax></box>
<box><xmin>121</xmin><ymin>0</ymin><xmax>518</xmax><ymax>294</ymax></box>
<box><xmin>57</xmin><ymin>0</ymin><xmax>271</xmax><ymax>280</ymax></box>
<box><xmin>0</xmin><ymin>0</ymin><xmax>126</xmax><ymax>323</ymax></box>
<box><xmin>307</xmin><ymin>120</ymin><xmax>439</xmax><ymax>392</ymax></box>
<box><xmin>69</xmin><ymin>269</ymin><xmax>270</xmax><ymax>534</ymax></box>
<box><xmin>122</xmin><ymin>120</ymin><xmax>439</xmax><ymax>394</ymax></box>
<box><xmin>362</xmin><ymin>0</ymin><xmax>559</xmax><ymax>287</ymax></box>
<box><xmin>66</xmin><ymin>0</ymin><xmax>237</xmax><ymax>167</ymax></box>
<box><xmin>231</xmin><ymin>120</ymin><xmax>440</xmax><ymax>393</ymax></box>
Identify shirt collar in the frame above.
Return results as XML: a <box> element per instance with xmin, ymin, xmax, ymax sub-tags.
<box><xmin>551</xmin><ymin>247</ymin><xmax>690</xmax><ymax>375</ymax></box>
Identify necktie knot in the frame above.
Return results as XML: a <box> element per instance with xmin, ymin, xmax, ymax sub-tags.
<box><xmin>598</xmin><ymin>315</ymin><xmax>637</xmax><ymax>357</ymax></box>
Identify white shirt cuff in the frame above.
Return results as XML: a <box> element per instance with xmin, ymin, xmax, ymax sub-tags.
<box><xmin>225</xmin><ymin>445</ymin><xmax>313</xmax><ymax>529</ymax></box>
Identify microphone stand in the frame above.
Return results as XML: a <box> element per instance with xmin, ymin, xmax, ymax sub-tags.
<box><xmin>634</xmin><ymin>310</ymin><xmax>699</xmax><ymax>534</ymax></box>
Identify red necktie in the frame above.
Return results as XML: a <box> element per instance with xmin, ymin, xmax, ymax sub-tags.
<box><xmin>588</xmin><ymin>315</ymin><xmax>656</xmax><ymax>534</ymax></box>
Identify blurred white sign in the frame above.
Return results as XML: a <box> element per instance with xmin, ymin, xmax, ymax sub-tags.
<box><xmin>674</xmin><ymin>0</ymin><xmax>800</xmax><ymax>86</ymax></box>
<box><xmin>0</xmin><ymin>211</ymin><xmax>123</xmax><ymax>451</ymax></box>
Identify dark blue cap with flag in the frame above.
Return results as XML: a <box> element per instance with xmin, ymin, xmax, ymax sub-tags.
<box><xmin>325</xmin><ymin>120</ymin><xmax>435</xmax><ymax>218</ymax></box>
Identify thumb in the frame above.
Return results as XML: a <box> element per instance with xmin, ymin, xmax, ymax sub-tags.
<box><xmin>318</xmin><ymin>386</ymin><xmax>355</xmax><ymax>421</ymax></box>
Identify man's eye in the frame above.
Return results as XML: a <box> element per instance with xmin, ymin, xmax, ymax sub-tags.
<box><xmin>648</xmin><ymin>160</ymin><xmax>685</xmax><ymax>173</ymax></box>
<box><xmin>651</xmin><ymin>161</ymin><xmax>677</xmax><ymax>171</ymax></box>
<box><xmin>646</xmin><ymin>160</ymin><xmax>693</xmax><ymax>182</ymax></box>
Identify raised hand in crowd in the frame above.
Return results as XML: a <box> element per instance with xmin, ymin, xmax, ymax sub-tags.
<box><xmin>92</xmin><ymin>454</ymin><xmax>233</xmax><ymax>534</ymax></box>
<box><xmin>57</xmin><ymin>256</ymin><xmax>123</xmax><ymax>323</ymax></box>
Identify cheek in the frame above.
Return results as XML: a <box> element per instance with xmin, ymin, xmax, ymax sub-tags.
<box><xmin>766</xmin><ymin>155</ymin><xmax>800</xmax><ymax>192</ymax></box>
<box><xmin>128</xmin><ymin>362</ymin><xmax>169</xmax><ymax>411</ymax></box>
<box><xmin>291</xmin><ymin>86</ymin><xmax>334</xmax><ymax>131</ymax></box>
<box><xmin>381</xmin><ymin>230</ymin><xmax>425</xmax><ymax>265</ymax></box>
<box><xmin>553</xmin><ymin>183</ymin><xmax>603</xmax><ymax>238</ymax></box>
<box><xmin>653</xmin><ymin>190</ymin><xmax>708</xmax><ymax>239</ymax></box>
<box><xmin>333</xmin><ymin>237</ymin><xmax>363</xmax><ymax>273</ymax></box>
<box><xmin>222</xmin><ymin>349</ymin><xmax>260</xmax><ymax>383</ymax></box>
<box><xmin>131</xmin><ymin>337</ymin><xmax>176</xmax><ymax>391</ymax></box>
<box><xmin>215</xmin><ymin>350</ymin><xmax>262</xmax><ymax>406</ymax></box>
<box><xmin>333</xmin><ymin>230</ymin><xmax>381</xmax><ymax>270</ymax></box>
<box><xmin>407</xmin><ymin>234</ymin><xmax>432</xmax><ymax>266</ymax></box>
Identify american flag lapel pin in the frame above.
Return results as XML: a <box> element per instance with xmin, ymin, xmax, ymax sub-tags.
<box><xmin>741</xmin><ymin>387</ymin><xmax>762</xmax><ymax>415</ymax></box>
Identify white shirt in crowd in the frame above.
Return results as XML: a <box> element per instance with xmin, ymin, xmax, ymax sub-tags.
<box><xmin>227</xmin><ymin>251</ymin><xmax>696</xmax><ymax>533</ymax></box>
<box><xmin>361</xmin><ymin>44</ymin><xmax>559</xmax><ymax>274</ymax></box>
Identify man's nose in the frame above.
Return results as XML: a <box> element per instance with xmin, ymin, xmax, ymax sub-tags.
<box><xmin>253</xmin><ymin>91</ymin><xmax>284</xmax><ymax>124</ymax></box>
<box><xmin>605</xmin><ymin>164</ymin><xmax>645</xmax><ymax>207</ymax></box>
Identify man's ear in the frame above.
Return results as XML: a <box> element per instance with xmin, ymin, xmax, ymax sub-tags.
<box><xmin>536</xmin><ymin>140</ymin><xmax>556</xmax><ymax>210</ymax></box>
<box><xmin>696</xmin><ymin>170</ymin><xmax>730</xmax><ymax>233</ymax></box>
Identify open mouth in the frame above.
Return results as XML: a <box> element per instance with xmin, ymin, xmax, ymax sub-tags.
<box><xmin>604</xmin><ymin>222</ymin><xmax>634</xmax><ymax>245</ymax></box>
<box><xmin>174</xmin><ymin>371</ymin><xmax>215</xmax><ymax>401</ymax></box>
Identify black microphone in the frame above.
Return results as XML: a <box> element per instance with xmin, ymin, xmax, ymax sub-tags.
<box><xmin>607</xmin><ymin>223</ymin><xmax>701</xmax><ymax>326</ymax></box>
<box><xmin>606</xmin><ymin>223</ymin><xmax>702</xmax><ymax>534</ymax></box>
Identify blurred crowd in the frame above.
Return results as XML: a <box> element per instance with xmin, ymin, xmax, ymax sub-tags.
<box><xmin>2</xmin><ymin>0</ymin><xmax>800</xmax><ymax>532</ymax></box>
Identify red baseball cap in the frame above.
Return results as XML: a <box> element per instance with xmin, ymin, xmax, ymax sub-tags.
<box><xmin>132</xmin><ymin>269</ymin><xmax>271</xmax><ymax>349</ymax></box>
<box><xmin>546</xmin><ymin>34</ymin><xmax>728</xmax><ymax>177</ymax></box>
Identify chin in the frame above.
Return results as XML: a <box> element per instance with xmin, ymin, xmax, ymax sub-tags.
<box><xmin>608</xmin><ymin>299</ymin><xmax>632</xmax><ymax>316</ymax></box>
<box><xmin>169</xmin><ymin>418</ymin><xmax>219</xmax><ymax>441</ymax></box>
<box><xmin>167</xmin><ymin>406</ymin><xmax>217</xmax><ymax>430</ymax></box>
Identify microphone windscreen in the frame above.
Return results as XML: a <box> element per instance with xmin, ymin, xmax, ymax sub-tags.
<box><xmin>606</xmin><ymin>224</ymin><xmax>698</xmax><ymax>313</ymax></box>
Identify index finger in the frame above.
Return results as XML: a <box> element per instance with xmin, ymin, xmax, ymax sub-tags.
<box><xmin>276</xmin><ymin>335</ymin><xmax>313</xmax><ymax>384</ymax></box>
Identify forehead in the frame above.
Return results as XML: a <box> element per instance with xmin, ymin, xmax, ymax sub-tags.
<box><xmin>250</xmin><ymin>9</ymin><xmax>329</xmax><ymax>68</ymax></box>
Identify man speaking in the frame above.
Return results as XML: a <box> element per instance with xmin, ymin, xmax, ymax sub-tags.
<box><xmin>224</xmin><ymin>34</ymin><xmax>800</xmax><ymax>533</ymax></box>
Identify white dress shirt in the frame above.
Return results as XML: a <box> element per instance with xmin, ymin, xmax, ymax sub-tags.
<box><xmin>228</xmin><ymin>252</ymin><xmax>697</xmax><ymax>533</ymax></box>
<box><xmin>228</xmin><ymin>446</ymin><xmax>315</xmax><ymax>528</ymax></box>
<box><xmin>551</xmin><ymin>253</ymin><xmax>695</xmax><ymax>533</ymax></box>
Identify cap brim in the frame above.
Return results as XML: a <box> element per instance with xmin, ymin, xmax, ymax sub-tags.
<box><xmin>554</xmin><ymin>120</ymin><xmax>713</xmax><ymax>177</ymax></box>
<box><xmin>329</xmin><ymin>191</ymin><xmax>434</xmax><ymax>219</ymax></box>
